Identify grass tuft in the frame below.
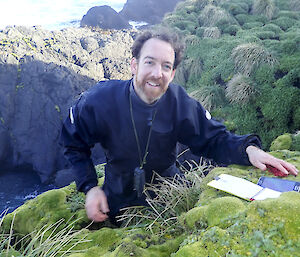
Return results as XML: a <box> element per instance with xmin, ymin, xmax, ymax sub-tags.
<box><xmin>118</xmin><ymin>160</ymin><xmax>214</xmax><ymax>235</ymax></box>
<box><xmin>252</xmin><ymin>0</ymin><xmax>277</xmax><ymax>20</ymax></box>
<box><xmin>225</xmin><ymin>74</ymin><xmax>258</xmax><ymax>104</ymax></box>
<box><xmin>231</xmin><ymin>43</ymin><xmax>278</xmax><ymax>75</ymax></box>
<box><xmin>190</xmin><ymin>84</ymin><xmax>226</xmax><ymax>111</ymax></box>
<box><xmin>0</xmin><ymin>211</ymin><xmax>89</xmax><ymax>257</ymax></box>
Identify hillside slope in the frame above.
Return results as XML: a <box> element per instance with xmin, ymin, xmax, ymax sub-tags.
<box><xmin>163</xmin><ymin>0</ymin><xmax>300</xmax><ymax>148</ymax></box>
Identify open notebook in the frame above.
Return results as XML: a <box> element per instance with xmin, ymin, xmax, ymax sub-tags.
<box><xmin>207</xmin><ymin>174</ymin><xmax>282</xmax><ymax>201</ymax></box>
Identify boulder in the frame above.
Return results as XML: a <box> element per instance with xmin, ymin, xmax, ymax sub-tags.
<box><xmin>0</xmin><ymin>26</ymin><xmax>133</xmax><ymax>182</ymax></box>
<box><xmin>80</xmin><ymin>5</ymin><xmax>131</xmax><ymax>29</ymax></box>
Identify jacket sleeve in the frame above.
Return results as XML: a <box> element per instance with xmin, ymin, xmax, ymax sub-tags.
<box><xmin>178</xmin><ymin>98</ymin><xmax>261</xmax><ymax>166</ymax></box>
<box><xmin>60</xmin><ymin>93</ymin><xmax>106</xmax><ymax>193</ymax></box>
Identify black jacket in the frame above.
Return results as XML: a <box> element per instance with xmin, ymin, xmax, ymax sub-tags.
<box><xmin>60</xmin><ymin>79</ymin><xmax>261</xmax><ymax>216</ymax></box>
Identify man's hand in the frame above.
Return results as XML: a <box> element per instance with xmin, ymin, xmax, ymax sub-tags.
<box><xmin>85</xmin><ymin>186</ymin><xmax>110</xmax><ymax>222</ymax></box>
<box><xmin>246</xmin><ymin>145</ymin><xmax>299</xmax><ymax>176</ymax></box>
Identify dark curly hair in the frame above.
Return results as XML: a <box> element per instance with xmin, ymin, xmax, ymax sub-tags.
<box><xmin>131</xmin><ymin>28</ymin><xmax>185</xmax><ymax>70</ymax></box>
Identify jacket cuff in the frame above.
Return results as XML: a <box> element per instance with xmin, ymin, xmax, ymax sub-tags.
<box><xmin>245</xmin><ymin>134</ymin><xmax>262</xmax><ymax>149</ymax></box>
<box><xmin>81</xmin><ymin>182</ymin><xmax>98</xmax><ymax>195</ymax></box>
<box><xmin>242</xmin><ymin>134</ymin><xmax>262</xmax><ymax>165</ymax></box>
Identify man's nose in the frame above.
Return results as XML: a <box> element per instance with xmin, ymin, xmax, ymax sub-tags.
<box><xmin>152</xmin><ymin>65</ymin><xmax>162</xmax><ymax>78</ymax></box>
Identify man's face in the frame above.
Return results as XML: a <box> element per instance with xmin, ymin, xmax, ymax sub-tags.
<box><xmin>131</xmin><ymin>38</ymin><xmax>176</xmax><ymax>104</ymax></box>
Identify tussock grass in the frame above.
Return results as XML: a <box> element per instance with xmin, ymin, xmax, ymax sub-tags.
<box><xmin>190</xmin><ymin>84</ymin><xmax>226</xmax><ymax>111</ymax></box>
<box><xmin>252</xmin><ymin>0</ymin><xmax>277</xmax><ymax>20</ymax></box>
<box><xmin>231</xmin><ymin>43</ymin><xmax>278</xmax><ymax>75</ymax></box>
<box><xmin>199</xmin><ymin>4</ymin><xmax>232</xmax><ymax>27</ymax></box>
<box><xmin>0</xmin><ymin>211</ymin><xmax>89</xmax><ymax>257</ymax></box>
<box><xmin>118</xmin><ymin>160</ymin><xmax>214</xmax><ymax>235</ymax></box>
<box><xmin>203</xmin><ymin>27</ymin><xmax>221</xmax><ymax>38</ymax></box>
<box><xmin>289</xmin><ymin>0</ymin><xmax>300</xmax><ymax>11</ymax></box>
<box><xmin>225</xmin><ymin>74</ymin><xmax>258</xmax><ymax>104</ymax></box>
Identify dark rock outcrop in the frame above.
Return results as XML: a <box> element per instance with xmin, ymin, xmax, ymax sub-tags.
<box><xmin>0</xmin><ymin>26</ymin><xmax>133</xmax><ymax>183</ymax></box>
<box><xmin>80</xmin><ymin>0</ymin><xmax>185</xmax><ymax>30</ymax></box>
<box><xmin>80</xmin><ymin>5</ymin><xmax>131</xmax><ymax>29</ymax></box>
<box><xmin>119</xmin><ymin>0</ymin><xmax>183</xmax><ymax>25</ymax></box>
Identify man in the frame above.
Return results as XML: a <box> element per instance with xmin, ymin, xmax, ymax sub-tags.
<box><xmin>60</xmin><ymin>29</ymin><xmax>298</xmax><ymax>223</ymax></box>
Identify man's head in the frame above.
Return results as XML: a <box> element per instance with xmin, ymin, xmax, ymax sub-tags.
<box><xmin>130</xmin><ymin>28</ymin><xmax>185</xmax><ymax>104</ymax></box>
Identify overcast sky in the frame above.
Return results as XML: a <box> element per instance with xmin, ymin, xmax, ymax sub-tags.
<box><xmin>0</xmin><ymin>0</ymin><xmax>126</xmax><ymax>30</ymax></box>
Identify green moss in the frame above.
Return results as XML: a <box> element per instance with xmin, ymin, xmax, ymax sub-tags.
<box><xmin>145</xmin><ymin>236</ymin><xmax>184</xmax><ymax>257</ymax></box>
<box><xmin>73</xmin><ymin>228</ymin><xmax>123</xmax><ymax>256</ymax></box>
<box><xmin>172</xmin><ymin>241</ymin><xmax>203</xmax><ymax>257</ymax></box>
<box><xmin>247</xmin><ymin>192</ymin><xmax>300</xmax><ymax>239</ymax></box>
<box><xmin>181</xmin><ymin>196</ymin><xmax>245</xmax><ymax>230</ymax></box>
<box><xmin>2</xmin><ymin>185</ymin><xmax>91</xmax><ymax>237</ymax></box>
<box><xmin>206</xmin><ymin>197</ymin><xmax>246</xmax><ymax>227</ymax></box>
<box><xmin>268</xmin><ymin>149</ymin><xmax>300</xmax><ymax>162</ymax></box>
<box><xmin>1</xmin><ymin>150</ymin><xmax>299</xmax><ymax>256</ymax></box>
<box><xmin>3</xmin><ymin>189</ymin><xmax>70</xmax><ymax>236</ymax></box>
<box><xmin>101</xmin><ymin>235</ymin><xmax>183</xmax><ymax>257</ymax></box>
<box><xmin>270</xmin><ymin>133</ymin><xmax>293</xmax><ymax>151</ymax></box>
<box><xmin>174</xmin><ymin>171</ymin><xmax>300</xmax><ymax>256</ymax></box>
<box><xmin>180</xmin><ymin>206</ymin><xmax>208</xmax><ymax>229</ymax></box>
<box><xmin>291</xmin><ymin>133</ymin><xmax>300</xmax><ymax>151</ymax></box>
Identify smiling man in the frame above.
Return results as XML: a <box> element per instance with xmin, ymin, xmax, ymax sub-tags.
<box><xmin>131</xmin><ymin>37</ymin><xmax>176</xmax><ymax>104</ymax></box>
<box><xmin>60</xmin><ymin>28</ymin><xmax>298</xmax><ymax>225</ymax></box>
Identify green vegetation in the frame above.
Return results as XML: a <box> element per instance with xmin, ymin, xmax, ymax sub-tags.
<box><xmin>270</xmin><ymin>132</ymin><xmax>300</xmax><ymax>151</ymax></box>
<box><xmin>1</xmin><ymin>150</ymin><xmax>299</xmax><ymax>256</ymax></box>
<box><xmin>163</xmin><ymin>0</ymin><xmax>300</xmax><ymax>149</ymax></box>
<box><xmin>118</xmin><ymin>166</ymin><xmax>205</xmax><ymax>235</ymax></box>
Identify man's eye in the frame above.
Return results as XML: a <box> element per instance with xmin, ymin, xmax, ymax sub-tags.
<box><xmin>145</xmin><ymin>61</ymin><xmax>153</xmax><ymax>65</ymax></box>
<box><xmin>163</xmin><ymin>65</ymin><xmax>172</xmax><ymax>70</ymax></box>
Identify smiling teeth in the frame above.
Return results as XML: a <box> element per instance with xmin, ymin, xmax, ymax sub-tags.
<box><xmin>148</xmin><ymin>82</ymin><xmax>159</xmax><ymax>87</ymax></box>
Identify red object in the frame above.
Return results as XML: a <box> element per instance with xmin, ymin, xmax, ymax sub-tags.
<box><xmin>266</xmin><ymin>164</ymin><xmax>288</xmax><ymax>177</ymax></box>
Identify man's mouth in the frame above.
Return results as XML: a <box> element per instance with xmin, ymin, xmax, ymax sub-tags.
<box><xmin>146</xmin><ymin>81</ymin><xmax>160</xmax><ymax>87</ymax></box>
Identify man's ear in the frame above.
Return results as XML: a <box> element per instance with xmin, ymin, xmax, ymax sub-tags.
<box><xmin>130</xmin><ymin>58</ymin><xmax>137</xmax><ymax>75</ymax></box>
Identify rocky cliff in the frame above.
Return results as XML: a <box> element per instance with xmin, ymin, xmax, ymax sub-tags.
<box><xmin>0</xmin><ymin>25</ymin><xmax>134</xmax><ymax>182</ymax></box>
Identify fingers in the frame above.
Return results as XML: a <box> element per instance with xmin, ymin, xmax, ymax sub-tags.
<box><xmin>263</xmin><ymin>159</ymin><xmax>298</xmax><ymax>177</ymax></box>
<box><xmin>99</xmin><ymin>191</ymin><xmax>110</xmax><ymax>214</ymax></box>
<box><xmin>266</xmin><ymin>163</ymin><xmax>288</xmax><ymax>177</ymax></box>
<box><xmin>252</xmin><ymin>160</ymin><xmax>267</xmax><ymax>171</ymax></box>
<box><xmin>246</xmin><ymin>146</ymin><xmax>299</xmax><ymax>176</ymax></box>
<box><xmin>85</xmin><ymin>187</ymin><xmax>110</xmax><ymax>222</ymax></box>
<box><xmin>278</xmin><ymin>160</ymin><xmax>299</xmax><ymax>176</ymax></box>
<box><xmin>86</xmin><ymin>205</ymin><xmax>109</xmax><ymax>222</ymax></box>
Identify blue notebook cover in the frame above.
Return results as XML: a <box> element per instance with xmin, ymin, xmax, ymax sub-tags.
<box><xmin>257</xmin><ymin>177</ymin><xmax>300</xmax><ymax>193</ymax></box>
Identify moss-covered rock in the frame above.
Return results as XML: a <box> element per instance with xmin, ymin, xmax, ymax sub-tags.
<box><xmin>1</xmin><ymin>150</ymin><xmax>299</xmax><ymax>256</ymax></box>
<box><xmin>2</xmin><ymin>184</ymin><xmax>90</xmax><ymax>237</ymax></box>
<box><xmin>173</xmin><ymin>150</ymin><xmax>300</xmax><ymax>256</ymax></box>
<box><xmin>174</xmin><ymin>192</ymin><xmax>300</xmax><ymax>257</ymax></box>
<box><xmin>180</xmin><ymin>196</ymin><xmax>246</xmax><ymax>230</ymax></box>
<box><xmin>206</xmin><ymin>196</ymin><xmax>246</xmax><ymax>227</ymax></box>
<box><xmin>270</xmin><ymin>133</ymin><xmax>293</xmax><ymax>151</ymax></box>
<box><xmin>1</xmin><ymin>134</ymin><xmax>299</xmax><ymax>257</ymax></box>
<box><xmin>292</xmin><ymin>132</ymin><xmax>300</xmax><ymax>151</ymax></box>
